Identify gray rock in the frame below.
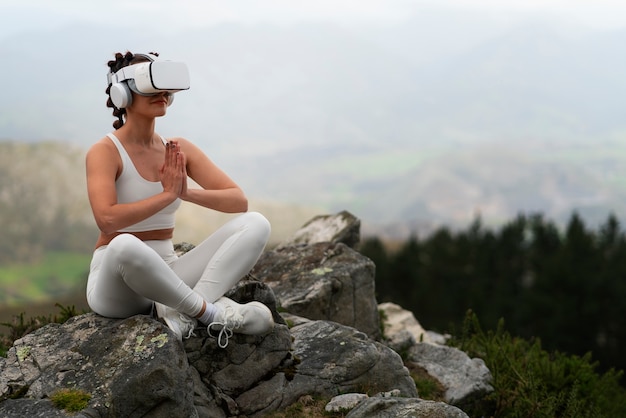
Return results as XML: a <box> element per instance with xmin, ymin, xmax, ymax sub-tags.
<box><xmin>290</xmin><ymin>320</ymin><xmax>417</xmax><ymax>398</ymax></box>
<box><xmin>384</xmin><ymin>328</ymin><xmax>417</xmax><ymax>355</ymax></box>
<box><xmin>345</xmin><ymin>397</ymin><xmax>470</xmax><ymax>418</ymax></box>
<box><xmin>0</xmin><ymin>314</ymin><xmax>197</xmax><ymax>418</ymax></box>
<box><xmin>380</xmin><ymin>302</ymin><xmax>434</xmax><ymax>344</ymax></box>
<box><xmin>407</xmin><ymin>342</ymin><xmax>493</xmax><ymax>406</ymax></box>
<box><xmin>184</xmin><ymin>322</ymin><xmax>293</xmax><ymax>417</ymax></box>
<box><xmin>0</xmin><ymin>398</ymin><xmax>72</xmax><ymax>418</ymax></box>
<box><xmin>234</xmin><ymin>318</ymin><xmax>417</xmax><ymax>417</ymax></box>
<box><xmin>253</xmin><ymin>241</ymin><xmax>380</xmax><ymax>340</ymax></box>
<box><xmin>0</xmin><ymin>283</ymin><xmax>421</xmax><ymax>417</ymax></box>
<box><xmin>276</xmin><ymin>210</ymin><xmax>361</xmax><ymax>249</ymax></box>
<box><xmin>325</xmin><ymin>393</ymin><xmax>369</xmax><ymax>413</ymax></box>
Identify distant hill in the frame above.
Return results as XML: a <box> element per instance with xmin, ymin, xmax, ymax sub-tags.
<box><xmin>1</xmin><ymin>137</ymin><xmax>624</xmax><ymax>251</ymax></box>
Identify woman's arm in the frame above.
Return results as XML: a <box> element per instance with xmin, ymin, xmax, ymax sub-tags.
<box><xmin>85</xmin><ymin>139</ymin><xmax>182</xmax><ymax>234</ymax></box>
<box><xmin>175</xmin><ymin>138</ymin><xmax>248</xmax><ymax>213</ymax></box>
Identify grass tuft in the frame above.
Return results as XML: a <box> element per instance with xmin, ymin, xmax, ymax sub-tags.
<box><xmin>49</xmin><ymin>388</ymin><xmax>91</xmax><ymax>412</ymax></box>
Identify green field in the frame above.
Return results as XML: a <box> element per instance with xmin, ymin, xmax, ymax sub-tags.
<box><xmin>0</xmin><ymin>252</ymin><xmax>91</xmax><ymax>307</ymax></box>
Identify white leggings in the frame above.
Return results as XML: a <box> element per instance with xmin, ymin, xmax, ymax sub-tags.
<box><xmin>86</xmin><ymin>212</ymin><xmax>271</xmax><ymax>319</ymax></box>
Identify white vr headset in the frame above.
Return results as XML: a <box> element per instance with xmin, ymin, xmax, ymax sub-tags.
<box><xmin>107</xmin><ymin>54</ymin><xmax>190</xmax><ymax>109</ymax></box>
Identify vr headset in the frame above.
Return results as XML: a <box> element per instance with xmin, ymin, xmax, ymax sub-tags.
<box><xmin>107</xmin><ymin>53</ymin><xmax>190</xmax><ymax>109</ymax></box>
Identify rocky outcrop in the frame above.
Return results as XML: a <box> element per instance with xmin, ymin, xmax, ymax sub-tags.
<box><xmin>0</xmin><ymin>211</ymin><xmax>492</xmax><ymax>417</ymax></box>
<box><xmin>275</xmin><ymin>210</ymin><xmax>361</xmax><ymax>250</ymax></box>
<box><xmin>232</xmin><ymin>317</ymin><xmax>417</xmax><ymax>417</ymax></box>
<box><xmin>1</xmin><ymin>315</ymin><xmax>197</xmax><ymax>418</ymax></box>
<box><xmin>252</xmin><ymin>240</ymin><xmax>380</xmax><ymax>340</ymax></box>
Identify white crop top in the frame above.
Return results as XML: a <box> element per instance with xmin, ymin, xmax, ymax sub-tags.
<box><xmin>107</xmin><ymin>133</ymin><xmax>181</xmax><ymax>233</ymax></box>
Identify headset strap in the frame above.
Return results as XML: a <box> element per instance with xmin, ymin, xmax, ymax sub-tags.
<box><xmin>107</xmin><ymin>54</ymin><xmax>157</xmax><ymax>85</ymax></box>
<box><xmin>108</xmin><ymin>64</ymin><xmax>138</xmax><ymax>85</ymax></box>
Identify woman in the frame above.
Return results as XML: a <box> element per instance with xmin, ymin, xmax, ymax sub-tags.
<box><xmin>85</xmin><ymin>51</ymin><xmax>274</xmax><ymax>348</ymax></box>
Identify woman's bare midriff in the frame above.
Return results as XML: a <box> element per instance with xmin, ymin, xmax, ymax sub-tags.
<box><xmin>94</xmin><ymin>228</ymin><xmax>175</xmax><ymax>249</ymax></box>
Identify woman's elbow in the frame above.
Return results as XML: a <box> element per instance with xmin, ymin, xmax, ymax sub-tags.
<box><xmin>239</xmin><ymin>195</ymin><xmax>249</xmax><ymax>212</ymax></box>
<box><xmin>95</xmin><ymin>216</ymin><xmax>117</xmax><ymax>235</ymax></box>
<box><xmin>232</xmin><ymin>189</ymin><xmax>248</xmax><ymax>212</ymax></box>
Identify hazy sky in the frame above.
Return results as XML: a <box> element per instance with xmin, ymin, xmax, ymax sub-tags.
<box><xmin>2</xmin><ymin>0</ymin><xmax>625</xmax><ymax>229</ymax></box>
<box><xmin>2</xmin><ymin>0</ymin><xmax>626</xmax><ymax>40</ymax></box>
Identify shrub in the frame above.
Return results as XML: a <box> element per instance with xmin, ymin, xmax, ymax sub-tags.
<box><xmin>449</xmin><ymin>310</ymin><xmax>626</xmax><ymax>418</ymax></box>
<box><xmin>0</xmin><ymin>304</ymin><xmax>82</xmax><ymax>357</ymax></box>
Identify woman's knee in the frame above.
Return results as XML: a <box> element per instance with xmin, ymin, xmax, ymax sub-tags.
<box><xmin>109</xmin><ymin>233</ymin><xmax>141</xmax><ymax>249</ymax></box>
<box><xmin>243</xmin><ymin>211</ymin><xmax>271</xmax><ymax>239</ymax></box>
<box><xmin>108</xmin><ymin>234</ymin><xmax>146</xmax><ymax>264</ymax></box>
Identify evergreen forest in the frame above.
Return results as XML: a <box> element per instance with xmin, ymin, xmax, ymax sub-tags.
<box><xmin>359</xmin><ymin>212</ymin><xmax>626</xmax><ymax>380</ymax></box>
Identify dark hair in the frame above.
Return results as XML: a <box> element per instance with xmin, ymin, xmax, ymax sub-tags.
<box><xmin>105</xmin><ymin>51</ymin><xmax>159</xmax><ymax>129</ymax></box>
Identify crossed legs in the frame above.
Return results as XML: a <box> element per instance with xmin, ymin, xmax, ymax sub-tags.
<box><xmin>86</xmin><ymin>212</ymin><xmax>271</xmax><ymax>321</ymax></box>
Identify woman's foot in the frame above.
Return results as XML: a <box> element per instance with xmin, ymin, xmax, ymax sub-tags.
<box><xmin>155</xmin><ymin>302</ymin><xmax>197</xmax><ymax>341</ymax></box>
<box><xmin>208</xmin><ymin>297</ymin><xmax>274</xmax><ymax>348</ymax></box>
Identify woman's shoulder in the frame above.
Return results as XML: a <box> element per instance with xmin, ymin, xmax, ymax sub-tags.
<box><xmin>86</xmin><ymin>135</ymin><xmax>118</xmax><ymax>160</ymax></box>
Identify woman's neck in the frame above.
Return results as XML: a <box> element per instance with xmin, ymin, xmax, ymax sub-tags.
<box><xmin>117</xmin><ymin>118</ymin><xmax>157</xmax><ymax>147</ymax></box>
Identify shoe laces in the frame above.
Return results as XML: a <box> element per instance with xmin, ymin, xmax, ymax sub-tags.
<box><xmin>178</xmin><ymin>314</ymin><xmax>196</xmax><ymax>339</ymax></box>
<box><xmin>208</xmin><ymin>306</ymin><xmax>243</xmax><ymax>348</ymax></box>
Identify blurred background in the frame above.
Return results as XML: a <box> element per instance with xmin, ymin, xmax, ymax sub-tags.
<box><xmin>2</xmin><ymin>0</ymin><xmax>626</xmax><ymax>373</ymax></box>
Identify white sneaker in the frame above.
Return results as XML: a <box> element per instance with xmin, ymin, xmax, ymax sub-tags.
<box><xmin>208</xmin><ymin>297</ymin><xmax>274</xmax><ymax>348</ymax></box>
<box><xmin>155</xmin><ymin>302</ymin><xmax>197</xmax><ymax>341</ymax></box>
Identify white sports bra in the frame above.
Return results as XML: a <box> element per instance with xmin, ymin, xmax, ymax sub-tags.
<box><xmin>107</xmin><ymin>133</ymin><xmax>181</xmax><ymax>233</ymax></box>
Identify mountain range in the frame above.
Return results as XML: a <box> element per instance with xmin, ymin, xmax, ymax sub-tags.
<box><xmin>2</xmin><ymin>10</ymin><xmax>626</xmax><ymax>237</ymax></box>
